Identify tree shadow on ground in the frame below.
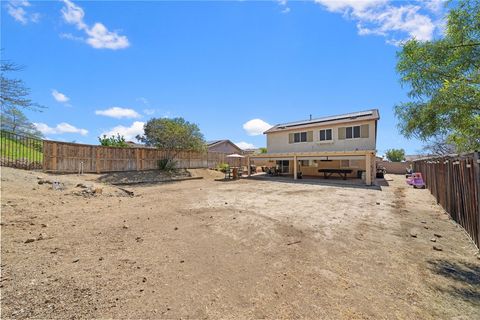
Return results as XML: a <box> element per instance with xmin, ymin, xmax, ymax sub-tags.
<box><xmin>427</xmin><ymin>259</ymin><xmax>480</xmax><ymax>304</ymax></box>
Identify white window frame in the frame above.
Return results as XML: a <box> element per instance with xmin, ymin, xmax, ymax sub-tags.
<box><xmin>345</xmin><ymin>125</ymin><xmax>361</xmax><ymax>140</ymax></box>
<box><xmin>293</xmin><ymin>132</ymin><xmax>308</xmax><ymax>143</ymax></box>
<box><xmin>319</xmin><ymin>128</ymin><xmax>333</xmax><ymax>142</ymax></box>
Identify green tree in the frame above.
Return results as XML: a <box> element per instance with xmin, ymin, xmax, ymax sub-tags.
<box><xmin>259</xmin><ymin>147</ymin><xmax>267</xmax><ymax>154</ymax></box>
<box><xmin>0</xmin><ymin>106</ymin><xmax>43</xmax><ymax>138</ymax></box>
<box><xmin>385</xmin><ymin>148</ymin><xmax>405</xmax><ymax>162</ymax></box>
<box><xmin>395</xmin><ymin>0</ymin><xmax>480</xmax><ymax>152</ymax></box>
<box><xmin>136</xmin><ymin>117</ymin><xmax>205</xmax><ymax>161</ymax></box>
<box><xmin>98</xmin><ymin>134</ymin><xmax>129</xmax><ymax>147</ymax></box>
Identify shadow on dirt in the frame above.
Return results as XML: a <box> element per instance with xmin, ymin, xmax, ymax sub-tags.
<box><xmin>97</xmin><ymin>169</ymin><xmax>192</xmax><ymax>185</ymax></box>
<box><xmin>246</xmin><ymin>174</ymin><xmax>382</xmax><ymax>191</ymax></box>
<box><xmin>427</xmin><ymin>259</ymin><xmax>480</xmax><ymax>303</ymax></box>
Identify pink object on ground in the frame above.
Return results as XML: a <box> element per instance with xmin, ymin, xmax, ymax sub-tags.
<box><xmin>410</xmin><ymin>172</ymin><xmax>425</xmax><ymax>188</ymax></box>
<box><xmin>406</xmin><ymin>174</ymin><xmax>414</xmax><ymax>185</ymax></box>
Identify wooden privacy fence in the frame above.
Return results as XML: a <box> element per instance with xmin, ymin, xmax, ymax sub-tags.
<box><xmin>413</xmin><ymin>152</ymin><xmax>480</xmax><ymax>248</ymax></box>
<box><xmin>42</xmin><ymin>140</ymin><xmax>246</xmax><ymax>173</ymax></box>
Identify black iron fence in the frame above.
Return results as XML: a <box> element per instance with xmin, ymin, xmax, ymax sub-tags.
<box><xmin>0</xmin><ymin>130</ymin><xmax>43</xmax><ymax>170</ymax></box>
<box><xmin>414</xmin><ymin>152</ymin><xmax>480</xmax><ymax>248</ymax></box>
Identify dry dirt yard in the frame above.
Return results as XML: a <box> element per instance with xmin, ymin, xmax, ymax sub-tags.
<box><xmin>1</xmin><ymin>167</ymin><xmax>479</xmax><ymax>319</ymax></box>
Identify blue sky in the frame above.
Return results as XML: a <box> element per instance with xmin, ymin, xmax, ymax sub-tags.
<box><xmin>2</xmin><ymin>0</ymin><xmax>448</xmax><ymax>155</ymax></box>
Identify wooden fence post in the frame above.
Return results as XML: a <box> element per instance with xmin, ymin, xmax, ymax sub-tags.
<box><xmin>51</xmin><ymin>142</ymin><xmax>57</xmax><ymax>172</ymax></box>
<box><xmin>42</xmin><ymin>141</ymin><xmax>48</xmax><ymax>172</ymax></box>
<box><xmin>96</xmin><ymin>147</ymin><xmax>101</xmax><ymax>173</ymax></box>
<box><xmin>474</xmin><ymin>151</ymin><xmax>480</xmax><ymax>247</ymax></box>
<box><xmin>135</xmin><ymin>148</ymin><xmax>140</xmax><ymax>171</ymax></box>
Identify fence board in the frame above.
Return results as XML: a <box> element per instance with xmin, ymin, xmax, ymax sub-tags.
<box><xmin>414</xmin><ymin>153</ymin><xmax>480</xmax><ymax>248</ymax></box>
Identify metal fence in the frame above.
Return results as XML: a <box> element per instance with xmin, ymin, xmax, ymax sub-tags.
<box><xmin>414</xmin><ymin>152</ymin><xmax>480</xmax><ymax>248</ymax></box>
<box><xmin>0</xmin><ymin>130</ymin><xmax>43</xmax><ymax>170</ymax></box>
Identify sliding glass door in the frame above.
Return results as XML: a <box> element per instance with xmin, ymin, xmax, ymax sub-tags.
<box><xmin>276</xmin><ymin>160</ymin><xmax>290</xmax><ymax>174</ymax></box>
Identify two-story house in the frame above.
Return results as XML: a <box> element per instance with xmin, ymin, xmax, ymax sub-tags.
<box><xmin>246</xmin><ymin>109</ymin><xmax>379</xmax><ymax>185</ymax></box>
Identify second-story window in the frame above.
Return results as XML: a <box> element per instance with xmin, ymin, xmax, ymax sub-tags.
<box><xmin>319</xmin><ymin>129</ymin><xmax>332</xmax><ymax>141</ymax></box>
<box><xmin>289</xmin><ymin>131</ymin><xmax>313</xmax><ymax>143</ymax></box>
<box><xmin>346</xmin><ymin>126</ymin><xmax>361</xmax><ymax>139</ymax></box>
<box><xmin>294</xmin><ymin>132</ymin><xmax>307</xmax><ymax>143</ymax></box>
<box><xmin>338</xmin><ymin>124</ymin><xmax>369</xmax><ymax>140</ymax></box>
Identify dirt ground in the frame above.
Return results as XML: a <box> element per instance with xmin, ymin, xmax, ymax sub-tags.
<box><xmin>1</xmin><ymin>167</ymin><xmax>479</xmax><ymax>319</ymax></box>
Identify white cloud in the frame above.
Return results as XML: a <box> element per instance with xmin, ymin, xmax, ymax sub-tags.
<box><xmin>52</xmin><ymin>89</ymin><xmax>70</xmax><ymax>103</ymax></box>
<box><xmin>85</xmin><ymin>23</ymin><xmax>130</xmax><ymax>50</ymax></box>
<box><xmin>235</xmin><ymin>141</ymin><xmax>256</xmax><ymax>150</ymax></box>
<box><xmin>7</xmin><ymin>4</ymin><xmax>27</xmax><ymax>24</ymax></box>
<box><xmin>6</xmin><ymin>0</ymin><xmax>40</xmax><ymax>24</ymax></box>
<box><xmin>424</xmin><ymin>0</ymin><xmax>446</xmax><ymax>13</ymax></box>
<box><xmin>314</xmin><ymin>0</ymin><xmax>444</xmax><ymax>43</ymax></box>
<box><xmin>277</xmin><ymin>0</ymin><xmax>290</xmax><ymax>14</ymax></box>
<box><xmin>314</xmin><ymin>0</ymin><xmax>386</xmax><ymax>13</ymax></box>
<box><xmin>101</xmin><ymin>121</ymin><xmax>145</xmax><ymax>141</ymax></box>
<box><xmin>61</xmin><ymin>0</ymin><xmax>86</xmax><ymax>28</ymax></box>
<box><xmin>61</xmin><ymin>0</ymin><xmax>130</xmax><ymax>50</ymax></box>
<box><xmin>34</xmin><ymin>122</ymin><xmax>88</xmax><ymax>136</ymax></box>
<box><xmin>95</xmin><ymin>107</ymin><xmax>141</xmax><ymax>119</ymax></box>
<box><xmin>243</xmin><ymin>119</ymin><xmax>272</xmax><ymax>136</ymax></box>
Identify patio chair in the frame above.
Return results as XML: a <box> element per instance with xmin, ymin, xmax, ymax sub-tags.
<box><xmin>224</xmin><ymin>168</ymin><xmax>232</xmax><ymax>179</ymax></box>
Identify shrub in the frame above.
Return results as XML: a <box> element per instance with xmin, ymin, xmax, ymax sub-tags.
<box><xmin>157</xmin><ymin>158</ymin><xmax>177</xmax><ymax>172</ymax></box>
<box><xmin>216</xmin><ymin>163</ymin><xmax>230</xmax><ymax>173</ymax></box>
<box><xmin>98</xmin><ymin>134</ymin><xmax>129</xmax><ymax>147</ymax></box>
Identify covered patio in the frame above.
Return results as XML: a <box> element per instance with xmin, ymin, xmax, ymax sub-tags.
<box><xmin>245</xmin><ymin>150</ymin><xmax>376</xmax><ymax>186</ymax></box>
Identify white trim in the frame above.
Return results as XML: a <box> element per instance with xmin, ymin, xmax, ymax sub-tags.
<box><xmin>319</xmin><ymin>128</ymin><xmax>333</xmax><ymax>142</ymax></box>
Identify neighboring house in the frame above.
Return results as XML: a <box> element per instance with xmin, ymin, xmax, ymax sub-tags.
<box><xmin>243</xmin><ymin>148</ymin><xmax>262</xmax><ymax>155</ymax></box>
<box><xmin>405</xmin><ymin>154</ymin><xmax>428</xmax><ymax>162</ymax></box>
<box><xmin>126</xmin><ymin>141</ymin><xmax>143</xmax><ymax>147</ymax></box>
<box><xmin>207</xmin><ymin>140</ymin><xmax>242</xmax><ymax>154</ymax></box>
<box><xmin>125</xmin><ymin>141</ymin><xmax>155</xmax><ymax>148</ymax></box>
<box><xmin>246</xmin><ymin>109</ymin><xmax>380</xmax><ymax>185</ymax></box>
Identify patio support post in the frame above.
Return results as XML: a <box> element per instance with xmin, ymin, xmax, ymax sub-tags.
<box><xmin>365</xmin><ymin>152</ymin><xmax>372</xmax><ymax>186</ymax></box>
<box><xmin>293</xmin><ymin>155</ymin><xmax>297</xmax><ymax>180</ymax></box>
<box><xmin>247</xmin><ymin>156</ymin><xmax>251</xmax><ymax>177</ymax></box>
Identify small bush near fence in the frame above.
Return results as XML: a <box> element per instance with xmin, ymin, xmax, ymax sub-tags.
<box><xmin>157</xmin><ymin>159</ymin><xmax>177</xmax><ymax>172</ymax></box>
<box><xmin>414</xmin><ymin>152</ymin><xmax>480</xmax><ymax>248</ymax></box>
<box><xmin>216</xmin><ymin>163</ymin><xmax>230</xmax><ymax>173</ymax></box>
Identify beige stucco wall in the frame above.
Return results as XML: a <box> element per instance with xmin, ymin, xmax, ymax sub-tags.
<box><xmin>266</xmin><ymin>120</ymin><xmax>377</xmax><ymax>153</ymax></box>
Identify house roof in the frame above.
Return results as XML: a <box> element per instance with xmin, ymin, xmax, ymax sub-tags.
<box><xmin>206</xmin><ymin>139</ymin><xmax>242</xmax><ymax>150</ymax></box>
<box><xmin>264</xmin><ymin>109</ymin><xmax>380</xmax><ymax>134</ymax></box>
<box><xmin>207</xmin><ymin>140</ymin><xmax>229</xmax><ymax>147</ymax></box>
